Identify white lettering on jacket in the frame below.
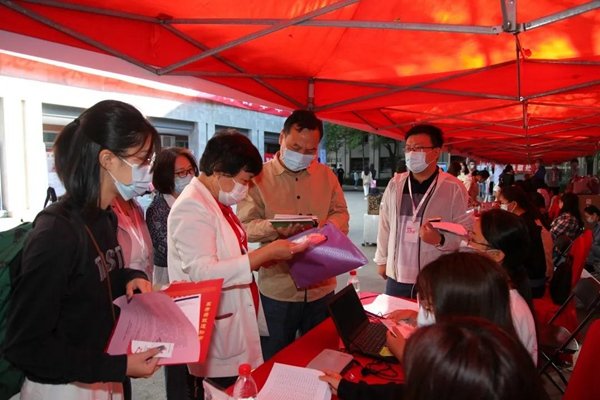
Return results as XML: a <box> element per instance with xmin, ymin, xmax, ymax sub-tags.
<box><xmin>95</xmin><ymin>245</ymin><xmax>125</xmax><ymax>281</ymax></box>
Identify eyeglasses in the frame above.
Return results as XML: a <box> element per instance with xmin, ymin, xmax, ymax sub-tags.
<box><xmin>121</xmin><ymin>152</ymin><xmax>156</xmax><ymax>168</ymax></box>
<box><xmin>405</xmin><ymin>146</ymin><xmax>436</xmax><ymax>153</ymax></box>
<box><xmin>174</xmin><ymin>167</ymin><xmax>195</xmax><ymax>178</ymax></box>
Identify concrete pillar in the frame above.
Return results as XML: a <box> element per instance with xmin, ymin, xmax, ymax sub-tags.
<box><xmin>0</xmin><ymin>97</ymin><xmax>47</xmax><ymax>221</ymax></box>
<box><xmin>255</xmin><ymin>129</ymin><xmax>265</xmax><ymax>156</ymax></box>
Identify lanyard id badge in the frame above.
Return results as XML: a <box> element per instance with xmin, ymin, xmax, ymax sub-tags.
<box><xmin>404</xmin><ymin>220</ymin><xmax>420</xmax><ymax>243</ymax></box>
<box><xmin>407</xmin><ymin>175</ymin><xmax>438</xmax><ymax>224</ymax></box>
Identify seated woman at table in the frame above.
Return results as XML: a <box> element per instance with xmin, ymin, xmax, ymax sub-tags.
<box><xmin>471</xmin><ymin>208</ymin><xmax>535</xmax><ymax>310</ymax></box>
<box><xmin>498</xmin><ymin>185</ymin><xmax>551</xmax><ymax>296</ymax></box>
<box><xmin>386</xmin><ymin>250</ymin><xmax>537</xmax><ymax>363</ymax></box>
<box><xmin>167</xmin><ymin>130</ymin><xmax>309</xmax><ymax>399</ymax></box>
<box><xmin>321</xmin><ymin>316</ymin><xmax>547</xmax><ymax>400</ymax></box>
<box><xmin>320</xmin><ymin>252</ymin><xmax>537</xmax><ymax>399</ymax></box>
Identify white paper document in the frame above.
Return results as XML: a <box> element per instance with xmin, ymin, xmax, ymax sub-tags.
<box><xmin>258</xmin><ymin>363</ymin><xmax>331</xmax><ymax>400</ymax></box>
<box><xmin>363</xmin><ymin>293</ymin><xmax>419</xmax><ymax>317</ymax></box>
<box><xmin>306</xmin><ymin>349</ymin><xmax>353</xmax><ymax>373</ymax></box>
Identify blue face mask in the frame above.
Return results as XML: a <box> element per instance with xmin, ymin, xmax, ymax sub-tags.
<box><xmin>281</xmin><ymin>148</ymin><xmax>315</xmax><ymax>172</ymax></box>
<box><xmin>405</xmin><ymin>151</ymin><xmax>431</xmax><ymax>174</ymax></box>
<box><xmin>218</xmin><ymin>178</ymin><xmax>249</xmax><ymax>206</ymax></box>
<box><xmin>174</xmin><ymin>175</ymin><xmax>193</xmax><ymax>196</ymax></box>
<box><xmin>416</xmin><ymin>305</ymin><xmax>436</xmax><ymax>327</ymax></box>
<box><xmin>109</xmin><ymin>158</ymin><xmax>153</xmax><ymax>201</ymax></box>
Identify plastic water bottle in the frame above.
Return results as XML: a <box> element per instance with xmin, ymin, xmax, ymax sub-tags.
<box><xmin>348</xmin><ymin>270</ymin><xmax>360</xmax><ymax>294</ymax></box>
<box><xmin>233</xmin><ymin>363</ymin><xmax>258</xmax><ymax>400</ymax></box>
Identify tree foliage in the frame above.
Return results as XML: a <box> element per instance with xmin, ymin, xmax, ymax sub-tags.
<box><xmin>372</xmin><ymin>135</ymin><xmax>404</xmax><ymax>172</ymax></box>
<box><xmin>324</xmin><ymin>122</ymin><xmax>367</xmax><ymax>153</ymax></box>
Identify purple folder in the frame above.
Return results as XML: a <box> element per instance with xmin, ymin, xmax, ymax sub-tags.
<box><xmin>288</xmin><ymin>223</ymin><xmax>369</xmax><ymax>289</ymax></box>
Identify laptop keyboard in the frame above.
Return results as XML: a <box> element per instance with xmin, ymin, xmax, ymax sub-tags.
<box><xmin>353</xmin><ymin>322</ymin><xmax>388</xmax><ymax>354</ymax></box>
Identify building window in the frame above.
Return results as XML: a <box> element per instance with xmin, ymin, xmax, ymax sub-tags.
<box><xmin>264</xmin><ymin>131</ymin><xmax>280</xmax><ymax>155</ymax></box>
<box><xmin>148</xmin><ymin>117</ymin><xmax>195</xmax><ymax>149</ymax></box>
<box><xmin>42</xmin><ymin>104</ymin><xmax>84</xmax><ymax>151</ymax></box>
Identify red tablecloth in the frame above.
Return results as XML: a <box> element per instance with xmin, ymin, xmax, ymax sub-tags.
<box><xmin>245</xmin><ymin>292</ymin><xmax>405</xmax><ymax>397</ymax></box>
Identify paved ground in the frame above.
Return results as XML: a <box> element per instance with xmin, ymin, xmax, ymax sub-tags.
<box><xmin>132</xmin><ymin>188</ymin><xmax>383</xmax><ymax>399</ymax></box>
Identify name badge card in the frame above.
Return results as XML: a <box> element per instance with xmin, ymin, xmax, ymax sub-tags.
<box><xmin>405</xmin><ymin>221</ymin><xmax>420</xmax><ymax>243</ymax></box>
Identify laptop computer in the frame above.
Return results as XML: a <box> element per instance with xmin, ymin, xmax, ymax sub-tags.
<box><xmin>327</xmin><ymin>285</ymin><xmax>397</xmax><ymax>362</ymax></box>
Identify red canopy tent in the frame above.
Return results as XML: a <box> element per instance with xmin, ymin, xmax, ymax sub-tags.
<box><xmin>1</xmin><ymin>0</ymin><xmax>599</xmax><ymax>163</ymax></box>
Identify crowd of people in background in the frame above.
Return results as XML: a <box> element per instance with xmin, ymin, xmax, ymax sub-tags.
<box><xmin>5</xmin><ymin>99</ymin><xmax>600</xmax><ymax>400</ymax></box>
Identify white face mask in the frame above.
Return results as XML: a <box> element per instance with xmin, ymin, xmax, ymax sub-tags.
<box><xmin>416</xmin><ymin>305</ymin><xmax>436</xmax><ymax>327</ymax></box>
<box><xmin>174</xmin><ymin>175</ymin><xmax>193</xmax><ymax>196</ymax></box>
<box><xmin>218</xmin><ymin>178</ymin><xmax>249</xmax><ymax>206</ymax></box>
<box><xmin>281</xmin><ymin>148</ymin><xmax>315</xmax><ymax>172</ymax></box>
<box><xmin>405</xmin><ymin>151</ymin><xmax>431</xmax><ymax>174</ymax></box>
<box><xmin>500</xmin><ymin>203</ymin><xmax>509</xmax><ymax>211</ymax></box>
<box><xmin>109</xmin><ymin>158</ymin><xmax>153</xmax><ymax>201</ymax></box>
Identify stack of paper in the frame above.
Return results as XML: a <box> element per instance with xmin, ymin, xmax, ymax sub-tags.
<box><xmin>269</xmin><ymin>214</ymin><xmax>318</xmax><ymax>228</ymax></box>
<box><xmin>258</xmin><ymin>363</ymin><xmax>331</xmax><ymax>400</ymax></box>
<box><xmin>363</xmin><ymin>293</ymin><xmax>419</xmax><ymax>317</ymax></box>
<box><xmin>107</xmin><ymin>292</ymin><xmax>200</xmax><ymax>365</ymax></box>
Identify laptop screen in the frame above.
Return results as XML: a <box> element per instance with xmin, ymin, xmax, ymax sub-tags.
<box><xmin>327</xmin><ymin>285</ymin><xmax>369</xmax><ymax>344</ymax></box>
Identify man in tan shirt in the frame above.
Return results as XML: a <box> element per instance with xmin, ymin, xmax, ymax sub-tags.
<box><xmin>237</xmin><ymin>110</ymin><xmax>349</xmax><ymax>360</ymax></box>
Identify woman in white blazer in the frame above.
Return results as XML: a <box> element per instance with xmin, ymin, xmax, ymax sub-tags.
<box><xmin>167</xmin><ymin>130</ymin><xmax>306</xmax><ymax>399</ymax></box>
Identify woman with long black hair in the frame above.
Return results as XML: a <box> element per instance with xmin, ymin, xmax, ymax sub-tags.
<box><xmin>5</xmin><ymin>100</ymin><xmax>162</xmax><ymax>399</ymax></box>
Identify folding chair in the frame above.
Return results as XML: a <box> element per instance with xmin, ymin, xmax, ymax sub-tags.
<box><xmin>538</xmin><ymin>277</ymin><xmax>600</xmax><ymax>393</ymax></box>
<box><xmin>563</xmin><ymin>319</ymin><xmax>600</xmax><ymax>400</ymax></box>
<box><xmin>569</xmin><ymin>229</ymin><xmax>593</xmax><ymax>288</ymax></box>
<box><xmin>535</xmin><ymin>230</ymin><xmax>593</xmax><ymax>331</ymax></box>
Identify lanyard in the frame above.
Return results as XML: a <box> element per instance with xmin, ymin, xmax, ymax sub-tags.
<box><xmin>408</xmin><ymin>174</ymin><xmax>438</xmax><ymax>223</ymax></box>
<box><xmin>217</xmin><ymin>203</ymin><xmax>248</xmax><ymax>254</ymax></box>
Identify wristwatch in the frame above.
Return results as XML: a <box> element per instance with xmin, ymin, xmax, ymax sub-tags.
<box><xmin>435</xmin><ymin>234</ymin><xmax>445</xmax><ymax>248</ymax></box>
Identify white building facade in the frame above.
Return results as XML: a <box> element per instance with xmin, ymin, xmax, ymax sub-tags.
<box><xmin>0</xmin><ymin>53</ymin><xmax>286</xmax><ymax>229</ymax></box>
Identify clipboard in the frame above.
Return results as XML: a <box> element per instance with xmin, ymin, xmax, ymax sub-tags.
<box><xmin>162</xmin><ymin>279</ymin><xmax>223</xmax><ymax>364</ymax></box>
<box><xmin>106</xmin><ymin>279</ymin><xmax>223</xmax><ymax>365</ymax></box>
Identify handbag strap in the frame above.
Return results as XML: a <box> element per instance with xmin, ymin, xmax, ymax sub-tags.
<box><xmin>84</xmin><ymin>224</ymin><xmax>116</xmax><ymax>323</ymax></box>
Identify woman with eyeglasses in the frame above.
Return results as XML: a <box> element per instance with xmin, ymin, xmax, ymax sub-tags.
<box><xmin>498</xmin><ymin>185</ymin><xmax>552</xmax><ymax>296</ymax></box>
<box><xmin>167</xmin><ymin>130</ymin><xmax>309</xmax><ymax>399</ymax></box>
<box><xmin>468</xmin><ymin>208</ymin><xmax>534</xmax><ymax>309</ymax></box>
<box><xmin>384</xmin><ymin>250</ymin><xmax>536</xmax><ymax>364</ymax></box>
<box><xmin>320</xmin><ymin>252</ymin><xmax>538</xmax><ymax>399</ymax></box>
<box><xmin>143</xmin><ymin>148</ymin><xmax>199</xmax><ymax>400</ymax></box>
<box><xmin>5</xmin><ymin>100</ymin><xmax>162</xmax><ymax>400</ymax></box>
<box><xmin>146</xmin><ymin>147</ymin><xmax>198</xmax><ymax>290</ymax></box>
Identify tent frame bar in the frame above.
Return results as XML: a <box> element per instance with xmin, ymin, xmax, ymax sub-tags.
<box><xmin>524</xmin><ymin>1</ymin><xmax>600</xmax><ymax>31</ymax></box>
<box><xmin>1</xmin><ymin>0</ymin><xmax>158</xmax><ymax>74</ymax></box>
<box><xmin>157</xmin><ymin>0</ymin><xmax>359</xmax><ymax>74</ymax></box>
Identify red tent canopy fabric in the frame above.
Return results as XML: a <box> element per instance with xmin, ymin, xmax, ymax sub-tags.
<box><xmin>1</xmin><ymin>0</ymin><xmax>599</xmax><ymax>163</ymax></box>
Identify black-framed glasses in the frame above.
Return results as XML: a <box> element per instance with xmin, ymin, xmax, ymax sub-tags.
<box><xmin>174</xmin><ymin>167</ymin><xmax>195</xmax><ymax>178</ymax></box>
<box><xmin>405</xmin><ymin>145</ymin><xmax>436</xmax><ymax>153</ymax></box>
